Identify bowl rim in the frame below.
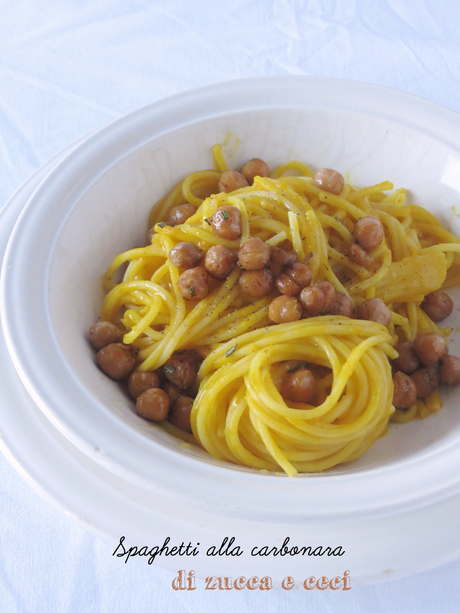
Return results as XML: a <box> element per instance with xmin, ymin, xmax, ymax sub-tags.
<box><xmin>3</xmin><ymin>75</ymin><xmax>460</xmax><ymax>521</ymax></box>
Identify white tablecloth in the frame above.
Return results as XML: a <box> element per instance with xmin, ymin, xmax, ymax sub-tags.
<box><xmin>1</xmin><ymin>1</ymin><xmax>460</xmax><ymax>610</ymax></box>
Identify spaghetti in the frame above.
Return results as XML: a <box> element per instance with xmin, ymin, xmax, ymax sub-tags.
<box><xmin>96</xmin><ymin>145</ymin><xmax>460</xmax><ymax>475</ymax></box>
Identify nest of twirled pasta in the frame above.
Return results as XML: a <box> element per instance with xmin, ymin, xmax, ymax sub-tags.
<box><xmin>95</xmin><ymin>145</ymin><xmax>460</xmax><ymax>475</ymax></box>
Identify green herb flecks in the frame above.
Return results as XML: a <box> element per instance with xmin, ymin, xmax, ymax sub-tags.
<box><xmin>225</xmin><ymin>344</ymin><xmax>237</xmax><ymax>358</ymax></box>
<box><xmin>221</xmin><ymin>210</ymin><xmax>229</xmax><ymax>220</ymax></box>
<box><xmin>164</xmin><ymin>365</ymin><xmax>175</xmax><ymax>376</ymax></box>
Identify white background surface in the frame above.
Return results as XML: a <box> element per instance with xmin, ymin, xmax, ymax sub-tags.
<box><xmin>1</xmin><ymin>0</ymin><xmax>460</xmax><ymax>611</ymax></box>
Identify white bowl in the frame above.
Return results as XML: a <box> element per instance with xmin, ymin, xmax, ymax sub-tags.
<box><xmin>3</xmin><ymin>76</ymin><xmax>460</xmax><ymax>522</ymax></box>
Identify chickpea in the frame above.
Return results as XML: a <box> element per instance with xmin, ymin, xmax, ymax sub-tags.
<box><xmin>281</xmin><ymin>368</ymin><xmax>317</xmax><ymax>404</ymax></box>
<box><xmin>169</xmin><ymin>242</ymin><xmax>202</xmax><ymax>269</ymax></box>
<box><xmin>166</xmin><ymin>202</ymin><xmax>197</xmax><ymax>226</ymax></box>
<box><xmin>275</xmin><ymin>272</ymin><xmax>303</xmax><ymax>296</ymax></box>
<box><xmin>276</xmin><ymin>262</ymin><xmax>312</xmax><ymax>297</ymax></box>
<box><xmin>439</xmin><ymin>355</ymin><xmax>460</xmax><ymax>385</ymax></box>
<box><xmin>422</xmin><ymin>290</ymin><xmax>454</xmax><ymax>323</ymax></box>
<box><xmin>169</xmin><ymin>396</ymin><xmax>194</xmax><ymax>433</ymax></box>
<box><xmin>329</xmin><ymin>292</ymin><xmax>354</xmax><ymax>318</ymax></box>
<box><xmin>211</xmin><ymin>205</ymin><xmax>242</xmax><ymax>240</ymax></box>
<box><xmin>239</xmin><ymin>269</ymin><xmax>274</xmax><ymax>298</ymax></box>
<box><xmin>269</xmin><ymin>246</ymin><xmax>297</xmax><ymax>267</ymax></box>
<box><xmin>411</xmin><ymin>366</ymin><xmax>439</xmax><ymax>399</ymax></box>
<box><xmin>162</xmin><ymin>381</ymin><xmax>182</xmax><ymax>406</ymax></box>
<box><xmin>204</xmin><ymin>245</ymin><xmax>237</xmax><ymax>280</ymax></box>
<box><xmin>163</xmin><ymin>352</ymin><xmax>198</xmax><ymax>390</ymax></box>
<box><xmin>89</xmin><ymin>321</ymin><xmax>122</xmax><ymax>350</ymax></box>
<box><xmin>349</xmin><ymin>243</ymin><xmax>373</xmax><ymax>268</ymax></box>
<box><xmin>96</xmin><ymin>343</ymin><xmax>136</xmax><ymax>380</ymax></box>
<box><xmin>299</xmin><ymin>285</ymin><xmax>325</xmax><ymax>317</ymax></box>
<box><xmin>268</xmin><ymin>296</ymin><xmax>302</xmax><ymax>324</ymax></box>
<box><xmin>182</xmin><ymin>348</ymin><xmax>203</xmax><ymax>369</ymax></box>
<box><xmin>413</xmin><ymin>333</ymin><xmax>446</xmax><ymax>367</ymax></box>
<box><xmin>353</xmin><ymin>215</ymin><xmax>384</xmax><ymax>252</ymax></box>
<box><xmin>313</xmin><ymin>168</ymin><xmax>345</xmax><ymax>195</ymax></box>
<box><xmin>393</xmin><ymin>342</ymin><xmax>420</xmax><ymax>375</ymax></box>
<box><xmin>241</xmin><ymin>158</ymin><xmax>270</xmax><ymax>184</ymax></box>
<box><xmin>238</xmin><ymin>237</ymin><xmax>270</xmax><ymax>270</ymax></box>
<box><xmin>218</xmin><ymin>170</ymin><xmax>248</xmax><ymax>193</ymax></box>
<box><xmin>315</xmin><ymin>281</ymin><xmax>336</xmax><ymax>312</ymax></box>
<box><xmin>128</xmin><ymin>371</ymin><xmax>161</xmax><ymax>400</ymax></box>
<box><xmin>286</xmin><ymin>262</ymin><xmax>312</xmax><ymax>287</ymax></box>
<box><xmin>357</xmin><ymin>298</ymin><xmax>391</xmax><ymax>327</ymax></box>
<box><xmin>136</xmin><ymin>388</ymin><xmax>170</xmax><ymax>422</ymax></box>
<box><xmin>177</xmin><ymin>267</ymin><xmax>209</xmax><ymax>300</ymax></box>
<box><xmin>393</xmin><ymin>371</ymin><xmax>417</xmax><ymax>409</ymax></box>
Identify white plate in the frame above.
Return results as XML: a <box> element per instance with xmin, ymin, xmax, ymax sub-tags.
<box><xmin>2</xmin><ymin>151</ymin><xmax>460</xmax><ymax>586</ymax></box>
<box><xmin>3</xmin><ymin>77</ymin><xmax>460</xmax><ymax>524</ymax></box>
<box><xmin>2</xmin><ymin>78</ymin><xmax>460</xmax><ymax>585</ymax></box>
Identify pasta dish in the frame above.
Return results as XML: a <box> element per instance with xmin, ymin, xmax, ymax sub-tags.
<box><xmin>88</xmin><ymin>145</ymin><xmax>460</xmax><ymax>476</ymax></box>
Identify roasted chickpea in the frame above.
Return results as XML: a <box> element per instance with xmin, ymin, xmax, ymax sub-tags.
<box><xmin>411</xmin><ymin>366</ymin><xmax>439</xmax><ymax>399</ymax></box>
<box><xmin>211</xmin><ymin>205</ymin><xmax>242</xmax><ymax>240</ymax></box>
<box><xmin>204</xmin><ymin>245</ymin><xmax>237</xmax><ymax>280</ymax></box>
<box><xmin>177</xmin><ymin>267</ymin><xmax>209</xmax><ymax>300</ymax></box>
<box><xmin>218</xmin><ymin>170</ymin><xmax>248</xmax><ymax>193</ymax></box>
<box><xmin>422</xmin><ymin>291</ymin><xmax>454</xmax><ymax>323</ymax></box>
<box><xmin>238</xmin><ymin>237</ymin><xmax>270</xmax><ymax>270</ymax></box>
<box><xmin>353</xmin><ymin>215</ymin><xmax>384</xmax><ymax>252</ymax></box>
<box><xmin>96</xmin><ymin>343</ymin><xmax>136</xmax><ymax>380</ymax></box>
<box><xmin>393</xmin><ymin>371</ymin><xmax>417</xmax><ymax>409</ymax></box>
<box><xmin>136</xmin><ymin>388</ymin><xmax>170</xmax><ymax>422</ymax></box>
<box><xmin>128</xmin><ymin>371</ymin><xmax>161</xmax><ymax>400</ymax></box>
<box><xmin>276</xmin><ymin>262</ymin><xmax>312</xmax><ymax>296</ymax></box>
<box><xmin>287</xmin><ymin>262</ymin><xmax>312</xmax><ymax>286</ymax></box>
<box><xmin>393</xmin><ymin>342</ymin><xmax>420</xmax><ymax>375</ymax></box>
<box><xmin>439</xmin><ymin>355</ymin><xmax>460</xmax><ymax>385</ymax></box>
<box><xmin>281</xmin><ymin>368</ymin><xmax>317</xmax><ymax>404</ymax></box>
<box><xmin>169</xmin><ymin>396</ymin><xmax>194</xmax><ymax>433</ymax></box>
<box><xmin>413</xmin><ymin>333</ymin><xmax>446</xmax><ymax>367</ymax></box>
<box><xmin>169</xmin><ymin>242</ymin><xmax>202</xmax><ymax>269</ymax></box>
<box><xmin>357</xmin><ymin>298</ymin><xmax>391</xmax><ymax>327</ymax></box>
<box><xmin>269</xmin><ymin>246</ymin><xmax>297</xmax><ymax>267</ymax></box>
<box><xmin>162</xmin><ymin>381</ymin><xmax>182</xmax><ymax>406</ymax></box>
<box><xmin>313</xmin><ymin>168</ymin><xmax>345</xmax><ymax>195</ymax></box>
<box><xmin>315</xmin><ymin>281</ymin><xmax>336</xmax><ymax>312</ymax></box>
<box><xmin>275</xmin><ymin>273</ymin><xmax>303</xmax><ymax>297</ymax></box>
<box><xmin>89</xmin><ymin>321</ymin><xmax>122</xmax><ymax>350</ymax></box>
<box><xmin>241</xmin><ymin>158</ymin><xmax>270</xmax><ymax>184</ymax></box>
<box><xmin>268</xmin><ymin>296</ymin><xmax>302</xmax><ymax>324</ymax></box>
<box><xmin>182</xmin><ymin>348</ymin><xmax>203</xmax><ymax>369</ymax></box>
<box><xmin>299</xmin><ymin>285</ymin><xmax>325</xmax><ymax>317</ymax></box>
<box><xmin>163</xmin><ymin>352</ymin><xmax>198</xmax><ymax>390</ymax></box>
<box><xmin>166</xmin><ymin>202</ymin><xmax>197</xmax><ymax>226</ymax></box>
<box><xmin>239</xmin><ymin>269</ymin><xmax>274</xmax><ymax>298</ymax></box>
<box><xmin>329</xmin><ymin>292</ymin><xmax>354</xmax><ymax>318</ymax></box>
<box><xmin>349</xmin><ymin>243</ymin><xmax>373</xmax><ymax>268</ymax></box>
